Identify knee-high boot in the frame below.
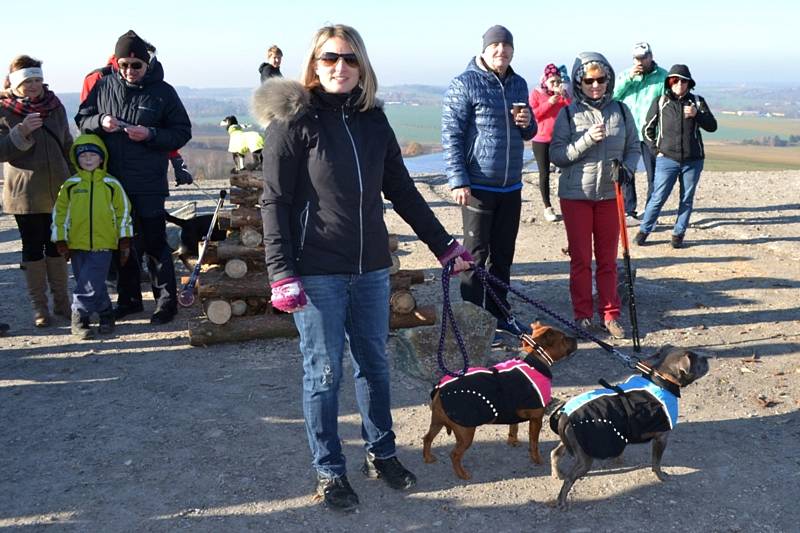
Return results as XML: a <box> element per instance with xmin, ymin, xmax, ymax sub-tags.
<box><xmin>46</xmin><ymin>255</ymin><xmax>71</xmax><ymax>317</ymax></box>
<box><xmin>22</xmin><ymin>259</ymin><xmax>50</xmax><ymax>327</ymax></box>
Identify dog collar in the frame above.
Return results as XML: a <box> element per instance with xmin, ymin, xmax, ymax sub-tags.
<box><xmin>520</xmin><ymin>333</ymin><xmax>554</xmax><ymax>365</ymax></box>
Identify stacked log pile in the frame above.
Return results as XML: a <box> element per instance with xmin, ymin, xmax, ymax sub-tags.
<box><xmin>188</xmin><ymin>172</ymin><xmax>435</xmax><ymax>346</ymax></box>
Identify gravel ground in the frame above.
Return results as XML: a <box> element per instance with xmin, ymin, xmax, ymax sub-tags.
<box><xmin>1</xmin><ymin>169</ymin><xmax>799</xmax><ymax>532</ymax></box>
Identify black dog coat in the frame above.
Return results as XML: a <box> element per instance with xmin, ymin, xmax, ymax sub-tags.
<box><xmin>553</xmin><ymin>375</ymin><xmax>680</xmax><ymax>459</ymax></box>
<box><xmin>433</xmin><ymin>355</ymin><xmax>552</xmax><ymax>427</ymax></box>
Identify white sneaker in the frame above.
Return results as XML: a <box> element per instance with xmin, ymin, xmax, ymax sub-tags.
<box><xmin>543</xmin><ymin>207</ymin><xmax>559</xmax><ymax>222</ymax></box>
<box><xmin>625</xmin><ymin>214</ymin><xmax>640</xmax><ymax>227</ymax></box>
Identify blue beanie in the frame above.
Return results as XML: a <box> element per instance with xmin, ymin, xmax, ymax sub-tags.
<box><xmin>75</xmin><ymin>143</ymin><xmax>104</xmax><ymax>160</ymax></box>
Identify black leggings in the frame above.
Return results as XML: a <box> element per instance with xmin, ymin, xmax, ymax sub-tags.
<box><xmin>531</xmin><ymin>141</ymin><xmax>552</xmax><ymax>208</ymax></box>
<box><xmin>14</xmin><ymin>213</ymin><xmax>59</xmax><ymax>262</ymax></box>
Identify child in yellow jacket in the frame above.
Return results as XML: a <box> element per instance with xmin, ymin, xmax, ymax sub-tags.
<box><xmin>51</xmin><ymin>134</ymin><xmax>133</xmax><ymax>339</ymax></box>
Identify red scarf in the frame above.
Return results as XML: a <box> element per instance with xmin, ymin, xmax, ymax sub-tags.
<box><xmin>0</xmin><ymin>85</ymin><xmax>63</xmax><ymax>118</ymax></box>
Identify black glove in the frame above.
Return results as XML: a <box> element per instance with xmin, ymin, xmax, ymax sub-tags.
<box><xmin>171</xmin><ymin>155</ymin><xmax>194</xmax><ymax>186</ymax></box>
<box><xmin>620</xmin><ymin>166</ymin><xmax>634</xmax><ymax>185</ymax></box>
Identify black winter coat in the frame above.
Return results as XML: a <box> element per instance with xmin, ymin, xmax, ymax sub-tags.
<box><xmin>257</xmin><ymin>84</ymin><xmax>453</xmax><ymax>281</ymax></box>
<box><xmin>642</xmin><ymin>91</ymin><xmax>717</xmax><ymax>162</ymax></box>
<box><xmin>75</xmin><ymin>60</ymin><xmax>192</xmax><ymax>197</ymax></box>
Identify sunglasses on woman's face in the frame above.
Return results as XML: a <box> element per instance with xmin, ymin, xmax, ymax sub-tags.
<box><xmin>582</xmin><ymin>77</ymin><xmax>607</xmax><ymax>85</ymax></box>
<box><xmin>317</xmin><ymin>52</ymin><xmax>359</xmax><ymax>68</ymax></box>
<box><xmin>118</xmin><ymin>61</ymin><xmax>144</xmax><ymax>70</ymax></box>
<box><xmin>669</xmin><ymin>78</ymin><xmax>689</xmax><ymax>85</ymax></box>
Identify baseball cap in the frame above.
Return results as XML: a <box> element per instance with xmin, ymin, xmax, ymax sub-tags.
<box><xmin>633</xmin><ymin>42</ymin><xmax>652</xmax><ymax>58</ymax></box>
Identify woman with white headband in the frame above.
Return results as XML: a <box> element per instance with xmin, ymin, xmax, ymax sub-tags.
<box><xmin>1</xmin><ymin>55</ymin><xmax>73</xmax><ymax>327</ymax></box>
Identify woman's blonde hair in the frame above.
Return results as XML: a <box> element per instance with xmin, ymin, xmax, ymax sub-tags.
<box><xmin>299</xmin><ymin>24</ymin><xmax>378</xmax><ymax>111</ymax></box>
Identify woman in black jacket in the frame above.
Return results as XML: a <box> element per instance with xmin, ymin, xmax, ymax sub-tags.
<box><xmin>251</xmin><ymin>24</ymin><xmax>470</xmax><ymax>512</ymax></box>
<box><xmin>637</xmin><ymin>64</ymin><xmax>717</xmax><ymax>248</ymax></box>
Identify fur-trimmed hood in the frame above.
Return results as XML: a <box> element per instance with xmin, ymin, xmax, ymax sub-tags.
<box><xmin>251</xmin><ymin>78</ymin><xmax>311</xmax><ymax>127</ymax></box>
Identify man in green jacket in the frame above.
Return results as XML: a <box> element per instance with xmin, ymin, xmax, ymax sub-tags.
<box><xmin>613</xmin><ymin>42</ymin><xmax>667</xmax><ymax>225</ymax></box>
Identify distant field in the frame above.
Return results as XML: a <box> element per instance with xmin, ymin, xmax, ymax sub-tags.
<box><xmin>704</xmin><ymin>144</ymin><xmax>800</xmax><ymax>171</ymax></box>
<box><xmin>182</xmin><ymin>109</ymin><xmax>800</xmax><ymax>172</ymax></box>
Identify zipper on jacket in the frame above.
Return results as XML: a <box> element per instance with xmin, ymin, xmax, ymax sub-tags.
<box><xmin>341</xmin><ymin>108</ymin><xmax>364</xmax><ymax>274</ymax></box>
<box><xmin>89</xmin><ymin>178</ymin><xmax>95</xmax><ymax>250</ymax></box>
<box><xmin>492</xmin><ymin>72</ymin><xmax>511</xmax><ymax>187</ymax></box>
<box><xmin>297</xmin><ymin>201</ymin><xmax>310</xmax><ymax>260</ymax></box>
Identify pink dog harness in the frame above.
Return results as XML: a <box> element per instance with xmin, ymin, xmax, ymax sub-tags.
<box><xmin>434</xmin><ymin>354</ymin><xmax>552</xmax><ymax>427</ymax></box>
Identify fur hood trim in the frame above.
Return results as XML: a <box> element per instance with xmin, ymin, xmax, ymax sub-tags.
<box><xmin>251</xmin><ymin>78</ymin><xmax>311</xmax><ymax>127</ymax></box>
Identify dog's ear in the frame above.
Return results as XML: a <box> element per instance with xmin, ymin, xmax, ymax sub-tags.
<box><xmin>531</xmin><ymin>321</ymin><xmax>548</xmax><ymax>337</ymax></box>
<box><xmin>649</xmin><ymin>344</ymin><xmax>675</xmax><ymax>364</ymax></box>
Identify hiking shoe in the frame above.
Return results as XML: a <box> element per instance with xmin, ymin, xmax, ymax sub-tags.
<box><xmin>604</xmin><ymin>319</ymin><xmax>626</xmax><ymax>339</ymax></box>
<box><xmin>114</xmin><ymin>301</ymin><xmax>144</xmax><ymax>320</ymax></box>
<box><xmin>98</xmin><ymin>308</ymin><xmax>116</xmax><ymax>334</ymax></box>
<box><xmin>625</xmin><ymin>214</ymin><xmax>640</xmax><ymax>227</ymax></box>
<box><xmin>71</xmin><ymin>311</ymin><xmax>94</xmax><ymax>341</ymax></box>
<box><xmin>314</xmin><ymin>475</ymin><xmax>359</xmax><ymax>512</ymax></box>
<box><xmin>496</xmin><ymin>316</ymin><xmax>530</xmax><ymax>337</ymax></box>
<box><xmin>634</xmin><ymin>231</ymin><xmax>648</xmax><ymax>246</ymax></box>
<box><xmin>543</xmin><ymin>207</ymin><xmax>559</xmax><ymax>222</ymax></box>
<box><xmin>575</xmin><ymin>317</ymin><xmax>595</xmax><ymax>331</ymax></box>
<box><xmin>491</xmin><ymin>332</ymin><xmax>504</xmax><ymax>348</ymax></box>
<box><xmin>361</xmin><ymin>454</ymin><xmax>417</xmax><ymax>491</ymax></box>
<box><xmin>671</xmin><ymin>234</ymin><xmax>685</xmax><ymax>249</ymax></box>
<box><xmin>150</xmin><ymin>307</ymin><xmax>176</xmax><ymax>325</ymax></box>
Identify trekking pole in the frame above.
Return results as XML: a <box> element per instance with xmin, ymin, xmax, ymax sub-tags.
<box><xmin>178</xmin><ymin>189</ymin><xmax>227</xmax><ymax>307</ymax></box>
<box><xmin>611</xmin><ymin>160</ymin><xmax>641</xmax><ymax>352</ymax></box>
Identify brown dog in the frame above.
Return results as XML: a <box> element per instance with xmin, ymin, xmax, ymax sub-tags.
<box><xmin>549</xmin><ymin>346</ymin><xmax>709</xmax><ymax>509</ymax></box>
<box><xmin>422</xmin><ymin>322</ymin><xmax>578</xmax><ymax>480</ymax></box>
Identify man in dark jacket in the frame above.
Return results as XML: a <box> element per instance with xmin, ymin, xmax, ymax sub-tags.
<box><xmin>76</xmin><ymin>30</ymin><xmax>192</xmax><ymax>324</ymax></box>
<box><xmin>442</xmin><ymin>25</ymin><xmax>536</xmax><ymax>343</ymax></box>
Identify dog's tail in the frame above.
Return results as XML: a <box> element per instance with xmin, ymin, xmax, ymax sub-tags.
<box><xmin>547</xmin><ymin>398</ymin><xmax>566</xmax><ymax>434</ymax></box>
<box><xmin>165</xmin><ymin>212</ymin><xmax>187</xmax><ymax>228</ymax></box>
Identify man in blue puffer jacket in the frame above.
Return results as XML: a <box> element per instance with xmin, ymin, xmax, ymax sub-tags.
<box><xmin>442</xmin><ymin>25</ymin><xmax>536</xmax><ymax>341</ymax></box>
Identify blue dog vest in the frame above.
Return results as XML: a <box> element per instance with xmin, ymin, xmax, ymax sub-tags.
<box><xmin>559</xmin><ymin>375</ymin><xmax>679</xmax><ymax>459</ymax></box>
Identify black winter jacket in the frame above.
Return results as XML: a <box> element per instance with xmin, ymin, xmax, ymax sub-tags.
<box><xmin>642</xmin><ymin>90</ymin><xmax>717</xmax><ymax>162</ymax></box>
<box><xmin>253</xmin><ymin>80</ymin><xmax>453</xmax><ymax>281</ymax></box>
<box><xmin>75</xmin><ymin>60</ymin><xmax>192</xmax><ymax>197</ymax></box>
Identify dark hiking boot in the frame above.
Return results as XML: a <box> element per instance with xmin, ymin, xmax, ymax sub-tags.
<box><xmin>361</xmin><ymin>454</ymin><xmax>417</xmax><ymax>490</ymax></box>
<box><xmin>314</xmin><ymin>475</ymin><xmax>359</xmax><ymax>512</ymax></box>
<box><xmin>634</xmin><ymin>231</ymin><xmax>648</xmax><ymax>246</ymax></box>
<box><xmin>150</xmin><ymin>305</ymin><xmax>176</xmax><ymax>325</ymax></box>
<box><xmin>671</xmin><ymin>234</ymin><xmax>685</xmax><ymax>249</ymax></box>
<box><xmin>114</xmin><ymin>301</ymin><xmax>144</xmax><ymax>320</ymax></box>
<box><xmin>98</xmin><ymin>308</ymin><xmax>116</xmax><ymax>334</ymax></box>
<box><xmin>71</xmin><ymin>311</ymin><xmax>94</xmax><ymax>340</ymax></box>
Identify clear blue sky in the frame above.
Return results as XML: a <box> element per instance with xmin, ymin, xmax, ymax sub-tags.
<box><xmin>3</xmin><ymin>0</ymin><xmax>797</xmax><ymax>93</ymax></box>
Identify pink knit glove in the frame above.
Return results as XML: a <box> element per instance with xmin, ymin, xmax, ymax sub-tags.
<box><xmin>437</xmin><ymin>240</ymin><xmax>474</xmax><ymax>275</ymax></box>
<box><xmin>270</xmin><ymin>276</ymin><xmax>307</xmax><ymax>313</ymax></box>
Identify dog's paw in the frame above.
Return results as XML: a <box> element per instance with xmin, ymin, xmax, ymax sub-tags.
<box><xmin>506</xmin><ymin>437</ymin><xmax>520</xmax><ymax>447</ymax></box>
<box><xmin>423</xmin><ymin>454</ymin><xmax>437</xmax><ymax>464</ymax></box>
<box><xmin>529</xmin><ymin>451</ymin><xmax>543</xmax><ymax>465</ymax></box>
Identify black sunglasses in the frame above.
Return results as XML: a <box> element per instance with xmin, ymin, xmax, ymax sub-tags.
<box><xmin>118</xmin><ymin>61</ymin><xmax>144</xmax><ymax>70</ymax></box>
<box><xmin>582</xmin><ymin>77</ymin><xmax>607</xmax><ymax>85</ymax></box>
<box><xmin>317</xmin><ymin>52</ymin><xmax>359</xmax><ymax>68</ymax></box>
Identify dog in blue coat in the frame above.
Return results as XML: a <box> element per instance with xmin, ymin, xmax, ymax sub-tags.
<box><xmin>549</xmin><ymin>346</ymin><xmax>709</xmax><ymax>509</ymax></box>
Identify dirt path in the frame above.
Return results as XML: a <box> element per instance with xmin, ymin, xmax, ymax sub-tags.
<box><xmin>1</xmin><ymin>170</ymin><xmax>799</xmax><ymax>532</ymax></box>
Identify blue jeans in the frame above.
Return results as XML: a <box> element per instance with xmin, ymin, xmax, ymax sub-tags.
<box><xmin>293</xmin><ymin>268</ymin><xmax>393</xmax><ymax>478</ymax></box>
<box><xmin>70</xmin><ymin>250</ymin><xmax>113</xmax><ymax>316</ymax></box>
<box><xmin>640</xmin><ymin>157</ymin><xmax>704</xmax><ymax>237</ymax></box>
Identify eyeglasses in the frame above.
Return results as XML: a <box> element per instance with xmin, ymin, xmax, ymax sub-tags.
<box><xmin>669</xmin><ymin>78</ymin><xmax>689</xmax><ymax>85</ymax></box>
<box><xmin>317</xmin><ymin>52</ymin><xmax>359</xmax><ymax>68</ymax></box>
<box><xmin>118</xmin><ymin>61</ymin><xmax>144</xmax><ymax>70</ymax></box>
<box><xmin>582</xmin><ymin>77</ymin><xmax>607</xmax><ymax>85</ymax></box>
